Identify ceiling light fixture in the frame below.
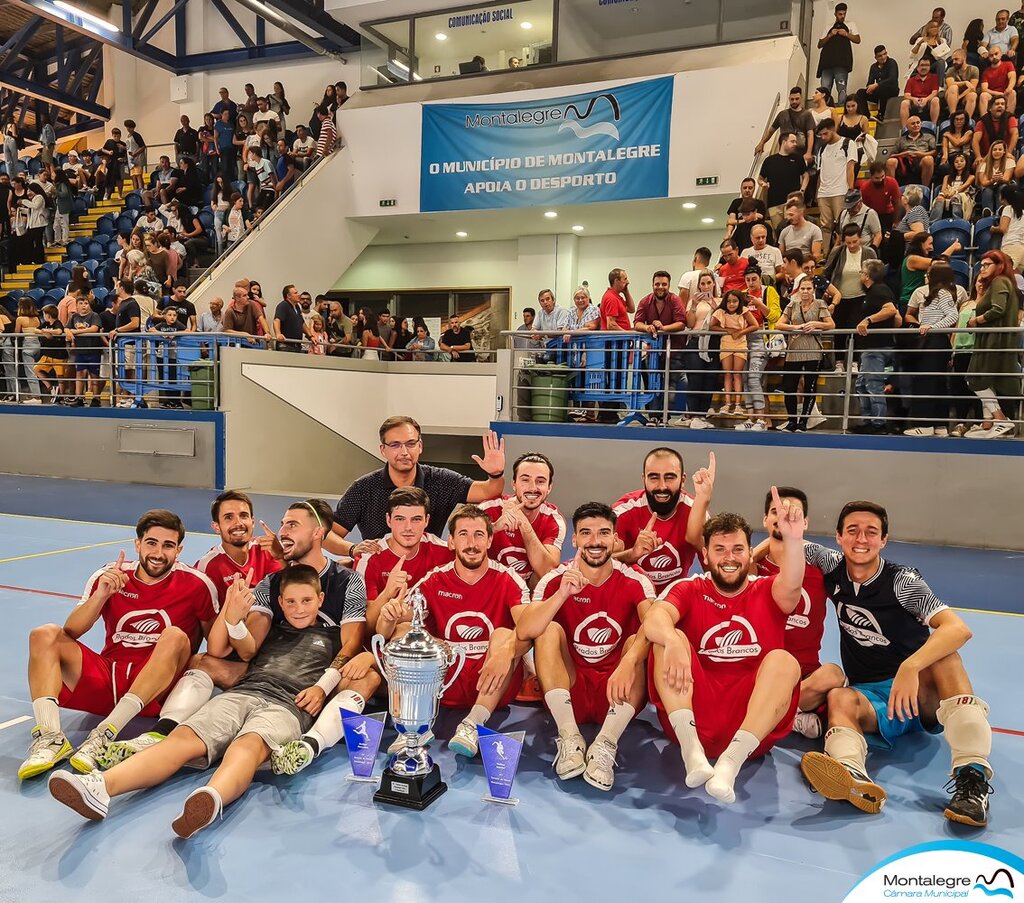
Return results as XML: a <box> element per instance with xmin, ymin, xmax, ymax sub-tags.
<box><xmin>54</xmin><ymin>0</ymin><xmax>120</xmax><ymax>32</ymax></box>
<box><xmin>682</xmin><ymin>202</ymin><xmax>697</xmax><ymax>209</ymax></box>
<box><xmin>455</xmin><ymin>231</ymin><xmax>468</xmax><ymax>237</ymax></box>
<box><xmin>544</xmin><ymin>211</ymin><xmax>558</xmax><ymax>219</ymax></box>
<box><xmin>701</xmin><ymin>217</ymin><xmax>715</xmax><ymax>224</ymax></box>
<box><xmin>571</xmin><ymin>224</ymin><xmax>584</xmax><ymax>232</ymax></box>
<box><xmin>435</xmin><ymin>32</ymin><xmax>447</xmax><ymax>40</ymax></box>
<box><xmin>521</xmin><ymin>21</ymin><xmax>533</xmax><ymax>29</ymax></box>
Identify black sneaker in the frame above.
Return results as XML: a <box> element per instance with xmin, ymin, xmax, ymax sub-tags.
<box><xmin>944</xmin><ymin>765</ymin><xmax>992</xmax><ymax>828</ymax></box>
<box><xmin>89</xmin><ymin>398</ymin><xmax>101</xmax><ymax>407</ymax></box>
<box><xmin>67</xmin><ymin>398</ymin><xmax>85</xmax><ymax>408</ymax></box>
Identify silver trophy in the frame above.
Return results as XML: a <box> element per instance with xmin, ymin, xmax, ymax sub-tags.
<box><xmin>371</xmin><ymin>587</ymin><xmax>465</xmax><ymax>810</ymax></box>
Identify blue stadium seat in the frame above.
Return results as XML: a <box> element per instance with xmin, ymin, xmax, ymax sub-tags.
<box><xmin>973</xmin><ymin>217</ymin><xmax>998</xmax><ymax>256</ymax></box>
<box><xmin>198</xmin><ymin>209</ymin><xmax>214</xmax><ymax>229</ymax></box>
<box><xmin>53</xmin><ymin>267</ymin><xmax>72</xmax><ymax>289</ymax></box>
<box><xmin>115</xmin><ymin>214</ymin><xmax>136</xmax><ymax>235</ymax></box>
<box><xmin>124</xmin><ymin>192</ymin><xmax>143</xmax><ymax>210</ymax></box>
<box><xmin>87</xmin><ymin>240</ymin><xmax>105</xmax><ymax>260</ymax></box>
<box><xmin>202</xmin><ymin>185</ymin><xmax>213</xmax><ymax>205</ymax></box>
<box><xmin>26</xmin><ymin>289</ymin><xmax>45</xmax><ymax>304</ymax></box>
<box><xmin>96</xmin><ymin>215</ymin><xmax>116</xmax><ymax>236</ymax></box>
<box><xmin>41</xmin><ymin>262</ymin><xmax>59</xmax><ymax>274</ymax></box>
<box><xmin>949</xmin><ymin>259</ymin><xmax>970</xmax><ymax>292</ymax></box>
<box><xmin>71</xmin><ymin>197</ymin><xmax>88</xmax><ymax>217</ymax></box>
<box><xmin>94</xmin><ymin>261</ymin><xmax>115</xmax><ymax>289</ymax></box>
<box><xmin>107</xmin><ymin>240</ymin><xmax>120</xmax><ymax>257</ymax></box>
<box><xmin>32</xmin><ymin>268</ymin><xmax>53</xmax><ymax>290</ymax></box>
<box><xmin>27</xmin><ymin>157</ymin><xmax>41</xmax><ymax>175</ymax></box>
<box><xmin>930</xmin><ymin>219</ymin><xmax>971</xmax><ymax>258</ymax></box>
<box><xmin>65</xmin><ymin>240</ymin><xmax>86</xmax><ymax>261</ymax></box>
<box><xmin>44</xmin><ymin>289</ymin><xmax>65</xmax><ymax>304</ymax></box>
<box><xmin>81</xmin><ymin>259</ymin><xmax>99</xmax><ymax>277</ymax></box>
<box><xmin>91</xmin><ymin>287</ymin><xmax>109</xmax><ymax>306</ymax></box>
<box><xmin>123</xmin><ymin>208</ymin><xmax>140</xmax><ymax>223</ymax></box>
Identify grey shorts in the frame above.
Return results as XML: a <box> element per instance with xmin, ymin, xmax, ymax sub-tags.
<box><xmin>182</xmin><ymin>692</ymin><xmax>301</xmax><ymax>767</ymax></box>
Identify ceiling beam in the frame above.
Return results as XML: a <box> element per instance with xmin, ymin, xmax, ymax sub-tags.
<box><xmin>0</xmin><ymin>68</ymin><xmax>109</xmax><ymax>119</ymax></box>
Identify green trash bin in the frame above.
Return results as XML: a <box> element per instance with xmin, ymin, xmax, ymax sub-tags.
<box><xmin>188</xmin><ymin>359</ymin><xmax>215</xmax><ymax>411</ymax></box>
<box><xmin>529</xmin><ymin>366</ymin><xmax>571</xmax><ymax>423</ymax></box>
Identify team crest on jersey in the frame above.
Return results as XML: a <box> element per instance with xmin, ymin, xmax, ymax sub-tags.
<box><xmin>786</xmin><ymin>588</ymin><xmax>812</xmax><ymax>630</ymax></box>
<box><xmin>572</xmin><ymin>612</ymin><xmax>624</xmax><ymax>663</ymax></box>
<box><xmin>697</xmin><ymin>615</ymin><xmax>762</xmax><ymax>662</ymax></box>
<box><xmin>639</xmin><ymin>543</ymin><xmax>683</xmax><ymax>584</ymax></box>
<box><xmin>837</xmin><ymin>604</ymin><xmax>890</xmax><ymax>647</ymax></box>
<box><xmin>445</xmin><ymin>611</ymin><xmax>495</xmax><ymax>658</ymax></box>
<box><xmin>496</xmin><ymin>546</ymin><xmax>531</xmax><ymax>577</ymax></box>
<box><xmin>113</xmin><ymin>609</ymin><xmax>171</xmax><ymax>647</ymax></box>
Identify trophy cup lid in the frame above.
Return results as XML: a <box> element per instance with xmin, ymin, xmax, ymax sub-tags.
<box><xmin>384</xmin><ymin>588</ymin><xmax>449</xmax><ymax>663</ymax></box>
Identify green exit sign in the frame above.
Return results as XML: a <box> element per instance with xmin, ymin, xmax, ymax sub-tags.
<box><xmin>379</xmin><ymin>199</ymin><xmax>397</xmax><ymax>207</ymax></box>
<box><xmin>696</xmin><ymin>176</ymin><xmax>719</xmax><ymax>187</ymax></box>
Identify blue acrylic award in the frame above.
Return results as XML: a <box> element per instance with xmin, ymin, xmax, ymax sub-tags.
<box><xmin>477</xmin><ymin>725</ymin><xmax>525</xmax><ymax>806</ymax></box>
<box><xmin>342</xmin><ymin>711</ymin><xmax>386</xmax><ymax>783</ymax></box>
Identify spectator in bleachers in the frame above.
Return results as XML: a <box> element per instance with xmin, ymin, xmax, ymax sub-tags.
<box><xmin>807</xmin><ymin>86</ymin><xmax>834</xmax><ymax>127</ymax></box>
<box><xmin>325</xmin><ymin>302</ymin><xmax>353</xmax><ymax>355</ymax></box>
<box><xmin>108</xmin><ymin>278</ymin><xmax>141</xmax><ymax>408</ymax></box>
<box><xmin>979</xmin><ymin>10</ymin><xmax>1019</xmax><ymax>60</ymax></box>
<box><xmin>731</xmin><ymin>200</ymin><xmax>773</xmax><ymax>252</ymax></box>
<box><xmin>307</xmin><ymin>315</ymin><xmax>327</xmax><ymax>355</ymax></box>
<box><xmin>965</xmin><ymin>251</ymin><xmax>1019</xmax><ymax>438</ymax></box>
<box><xmin>210</xmin><ymin>175</ymin><xmax>231</xmax><ymax>255</ymax></box>
<box><xmin>274</xmin><ymin>140</ymin><xmax>298</xmax><ymax>195</ymax></box>
<box><xmin>439</xmin><ymin>314</ymin><xmax>474</xmax><ymax>362</ymax></box>
<box><xmin>633</xmin><ymin>272</ymin><xmax>687</xmax><ymax>419</ymax></box>
<box><xmin>66</xmin><ymin>294</ymin><xmax>103</xmax><ymax>407</ymax></box>
<box><xmin>900</xmin><ymin>231</ymin><xmax>962</xmax><ymax>314</ymax></box>
<box><xmin>174</xmin><ymin>157</ymin><xmax>204</xmax><ymax>209</ymax></box>
<box><xmin>902</xmin><ymin>260</ymin><xmax>959</xmax><ymax>436</ymax></box>
<box><xmin>678</xmin><ymin>247</ymin><xmax>713</xmax><ymax>304</ymax></box>
<box><xmin>837</xmin><ymin>189</ymin><xmax>883</xmax><ymax>249</ymax></box>
<box><xmin>39</xmin><ymin>115</ymin><xmax>55</xmax><ymax>168</ymax></box>
<box><xmin>245</xmin><ymin>147</ymin><xmax>275</xmax><ymax>210</ymax></box>
<box><xmin>600</xmin><ymin>268</ymin><xmax>635</xmax><ymax>330</ymax></box>
<box><xmin>777</xmin><ymin>273</ymin><xmax>835</xmax><ymax>432</ymax></box>
<box><xmin>945</xmin><ymin>48</ymin><xmax>980</xmax><ymax>119</ymax></box>
<box><xmin>274</xmin><ymin>284</ymin><xmax>308</xmax><ymax>352</ymax></box>
<box><xmin>835</xmin><ymin>97</ymin><xmax>871</xmax><ymax>154</ymax></box>
<box><xmin>825</xmin><ymin>222</ymin><xmax>878</xmax><ymax>368</ymax></box>
<box><xmin>910</xmin><ymin>7</ymin><xmax>954</xmax><ymax>48</ymax></box>
<box><xmin>253</xmin><ymin>96</ymin><xmax>281</xmax><ymax>137</ymax></box>
<box><xmin>224</xmin><ymin>193</ymin><xmax>245</xmax><ymax>251</ymax></box>
<box><xmin>979</xmin><ymin>47</ymin><xmax>1018</xmax><ymax>116</ymax></box>
<box><xmin>123</xmin><ymin>249</ymin><xmax>157</xmax><ymax>295</ymax></box>
<box><xmin>859</xmin><ymin>160</ymin><xmax>903</xmax><ymax>233</ymax></box>
<box><xmin>124</xmin><ymin>120</ymin><xmax>147</xmax><ymax>192</ymax></box>
<box><xmin>392</xmin><ymin>317</ymin><xmax>413</xmax><ymax>357</ymax></box>
<box><xmin>778</xmin><ymin>198</ymin><xmax>823</xmax><ymax>262</ymax></box>
<box><xmin>949</xmin><ymin>278</ymin><xmax>981</xmax><ymax>435</ymax></box>
<box><xmin>100</xmin><ymin>127</ymin><xmax>126</xmax><ymax>199</ymax></box>
<box><xmin>758</xmin><ymin>133</ymin><xmax>809</xmax><ymax>231</ymax></box>
<box><xmin>814</xmin><ymin>118</ymin><xmax>859</xmax><ymax>253</ymax></box>
<box><xmin>269</xmin><ymin>82</ymin><xmax>290</xmax><ymax>132</ymax></box>
<box><xmin>150</xmin><ymin>306</ymin><xmax>187</xmax><ymax>408</ymax></box>
<box><xmin>3</xmin><ymin>122</ymin><xmax>19</xmax><ymax>179</ymax></box>
<box><xmin>299</xmin><ymin>292</ymin><xmax>316</xmax><ymax>326</ymax></box>
<box><xmin>711</xmin><ymin>289</ymin><xmax>757</xmax><ymax>416</ymax></box>
<box><xmin>736</xmin><ymin>263</ymin><xmax>774</xmax><ymax>432</ymax></box>
<box><xmin>939</xmin><ymin>111</ymin><xmax>975</xmax><ymax>180</ymax></box>
<box><xmin>755</xmin><ymin>87</ymin><xmax>815</xmax><ymax>164</ymax></box>
<box><xmin>856</xmin><ymin>45</ymin><xmax>900</xmax><ymax>119</ymax></box>
<box><xmin>534</xmin><ymin>289</ymin><xmax>571</xmax><ymax>335</ymax></box>
<box><xmin>963</xmin><ymin>19</ymin><xmax>986</xmax><ymax>68</ymax></box>
<box><xmin>292</xmin><ymin>125</ymin><xmax>316</xmax><ymax>170</ymax></box>
<box><xmin>801</xmin><ymin>255</ymin><xmax>842</xmax><ymax>310</ymax></box>
<box><xmin>681</xmin><ymin>270</ymin><xmax>719</xmax><ymax>430</ymax></box>
<box><xmin>222</xmin><ymin>284</ymin><xmax>269</xmax><ymax>340</ymax></box>
<box><xmin>240</xmin><ymin>83</ymin><xmax>259</xmax><ymax>116</ymax></box>
<box><xmin>817</xmin><ymin>3</ymin><xmax>860</xmax><ymax>105</ymax></box>
<box><xmin>900</xmin><ymin>57</ymin><xmax>941</xmax><ymax>126</ymax></box>
<box><xmin>34</xmin><ymin>304</ymin><xmax>68</xmax><ymax>403</ymax></box>
<box><xmin>742</xmin><ymin>223</ymin><xmax>784</xmax><ymax>277</ymax></box>
<box><xmin>852</xmin><ymin>258</ymin><xmax>900</xmax><ymax>434</ymax></box>
<box><xmin>22</xmin><ymin>183</ymin><xmax>47</xmax><ymax>265</ymax></box>
<box><xmin>137</xmin><ymin>208</ymin><xmax>163</xmax><ymax>235</ymax></box>
<box><xmin>909</xmin><ymin>20</ymin><xmax>952</xmax><ymax>84</ymax></box>
<box><xmin>976</xmin><ymin>140</ymin><xmax>1015</xmax><ymax>217</ymax></box>
<box><xmin>992</xmin><ymin>185</ymin><xmax>1024</xmax><ymax>269</ymax></box>
<box><xmin>931</xmin><ymin>152</ymin><xmax>976</xmax><ymax>222</ymax></box>
<box><xmin>215</xmin><ymin>108</ymin><xmax>236</xmax><ymax>179</ymax></box>
<box><xmin>143</xmin><ymin>232</ymin><xmax>171</xmax><ymax>290</ymax></box>
<box><xmin>160</xmin><ymin>283</ymin><xmax>197</xmax><ymax>332</ymax></box>
<box><xmin>173</xmin><ymin>115</ymin><xmax>199</xmax><ymax>164</ymax></box>
<box><xmin>407</xmin><ymin>323</ymin><xmax>436</xmax><ymax>361</ymax></box>
<box><xmin>62</xmin><ymin>150</ymin><xmax>85</xmax><ymax>192</ymax></box>
<box><xmin>567</xmin><ymin>286</ymin><xmax>601</xmax><ymax>332</ymax></box>
<box><xmin>178</xmin><ymin>208</ymin><xmax>208</xmax><ymax>268</ymax></box>
<box><xmin>724</xmin><ymin>178</ymin><xmax>765</xmax><ymax>240</ymax></box>
<box><xmin>375</xmin><ymin>309</ymin><xmax>394</xmax><ymax>348</ymax></box>
<box><xmin>14</xmin><ymin>297</ymin><xmax>42</xmax><ymax>404</ymax></box>
<box><xmin>198</xmin><ymin>113</ymin><xmax>219</xmax><ymax>184</ymax></box>
<box><xmin>972</xmin><ymin>95</ymin><xmax>1018</xmax><ymax>163</ymax></box>
<box><xmin>51</xmin><ymin>169</ymin><xmax>73</xmax><ymax>248</ymax></box>
<box><xmin>315</xmin><ymin>106</ymin><xmax>337</xmax><ymax>159</ymax></box>
<box><xmin>142</xmin><ymin>156</ymin><xmax>179</xmax><ymax>210</ymax></box>
<box><xmin>886</xmin><ymin>115</ymin><xmax>936</xmax><ymax>187</ymax></box>
<box><xmin>0</xmin><ymin>304</ymin><xmax>14</xmax><ymax>401</ymax></box>
<box><xmin>718</xmin><ymin>239</ymin><xmax>750</xmax><ymax>292</ymax></box>
<box><xmin>211</xmin><ymin>87</ymin><xmax>238</xmax><ymax>121</ymax></box>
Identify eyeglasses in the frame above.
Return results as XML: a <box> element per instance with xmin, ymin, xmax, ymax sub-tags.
<box><xmin>383</xmin><ymin>440</ymin><xmax>421</xmax><ymax>451</ymax></box>
<box><xmin>979</xmin><ymin>260</ymin><xmax>995</xmax><ymax>267</ymax></box>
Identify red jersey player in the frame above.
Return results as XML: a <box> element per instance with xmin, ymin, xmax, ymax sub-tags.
<box><xmin>517</xmin><ymin>501</ymin><xmax>655</xmax><ymax>791</ymax></box>
<box><xmin>195</xmin><ymin>490</ymin><xmax>283</xmax><ymax>610</ymax></box>
<box><xmin>377</xmin><ymin>503</ymin><xmax>529</xmax><ymax>760</ymax></box>
<box><xmin>613</xmin><ymin>447</ymin><xmax>706</xmax><ymax>593</ymax></box>
<box><xmin>757</xmin><ymin>487</ymin><xmax>845</xmax><ymax>739</ymax></box>
<box><xmin>478</xmin><ymin>452</ymin><xmax>565</xmax><ymax>587</ymax></box>
<box><xmin>354</xmin><ymin>486</ymin><xmax>452</xmax><ymax>631</ymax></box>
<box><xmin>644</xmin><ymin>492</ymin><xmax>805</xmax><ymax>805</ymax></box>
<box><xmin>20</xmin><ymin>510</ymin><xmax>218</xmax><ymax>780</ymax></box>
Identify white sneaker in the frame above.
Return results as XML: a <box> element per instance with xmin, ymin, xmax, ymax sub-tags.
<box><xmin>583</xmin><ymin>736</ymin><xmax>617</xmax><ymax>791</ymax></box>
<box><xmin>834</xmin><ymin>363</ymin><xmax>844</xmax><ymax>373</ymax></box>
<box><xmin>964</xmin><ymin>424</ymin><xmax>991</xmax><ymax>438</ymax></box>
<box><xmin>667</xmin><ymin>416</ymin><xmax>691</xmax><ymax>428</ymax></box>
<box><xmin>793</xmin><ymin>711</ymin><xmax>823</xmax><ymax>739</ymax></box>
<box><xmin>933</xmin><ymin>427</ymin><xmax>948</xmax><ymax>437</ymax></box>
<box><xmin>806</xmin><ymin>406</ymin><xmax>827</xmax><ymax>430</ymax></box>
<box><xmin>171</xmin><ymin>787</ymin><xmax>222</xmax><ymax>839</ymax></box>
<box><xmin>22</xmin><ymin>398</ymin><xmax>42</xmax><ymax>405</ymax></box>
<box><xmin>734</xmin><ymin>419</ymin><xmax>756</xmax><ymax>431</ymax></box>
<box><xmin>553</xmin><ymin>729</ymin><xmax>587</xmax><ymax>779</ymax></box>
<box><xmin>387</xmin><ymin>729</ymin><xmax>434</xmax><ymax>755</ymax></box>
<box><xmin>98</xmin><ymin>730</ymin><xmax>164</xmax><ymax>769</ymax></box>
<box><xmin>448</xmin><ymin>719</ymin><xmax>479</xmax><ymax>758</ymax></box>
<box><xmin>18</xmin><ymin>728</ymin><xmax>72</xmax><ymax>780</ymax></box>
<box><xmin>48</xmin><ymin>770</ymin><xmax>110</xmax><ymax>820</ymax></box>
<box><xmin>70</xmin><ymin>726</ymin><xmax>113</xmax><ymax>774</ymax></box>
<box><xmin>851</xmin><ymin>362</ymin><xmax>859</xmax><ymax>374</ymax></box>
<box><xmin>688</xmin><ymin>417</ymin><xmax>711</xmax><ymax>430</ymax></box>
<box><xmin>750</xmin><ymin>420</ymin><xmax>767</xmax><ymax>432</ymax></box>
<box><xmin>986</xmin><ymin>421</ymin><xmax>1017</xmax><ymax>439</ymax></box>
<box><xmin>271</xmin><ymin>739</ymin><xmax>315</xmax><ymax>776</ymax></box>
<box><xmin>903</xmin><ymin>426</ymin><xmax>934</xmax><ymax>437</ymax></box>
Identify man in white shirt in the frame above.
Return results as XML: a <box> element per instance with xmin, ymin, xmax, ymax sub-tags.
<box><xmin>292</xmin><ymin>126</ymin><xmax>316</xmax><ymax>170</ymax></box>
<box><xmin>532</xmin><ymin>289</ymin><xmax>571</xmax><ymax>362</ymax></box>
<box><xmin>814</xmin><ymin>119</ymin><xmax>858</xmax><ymax>254</ymax></box>
<box><xmin>252</xmin><ymin>97</ymin><xmax>281</xmax><ymax>133</ymax></box>
<box><xmin>677</xmin><ymin>247</ymin><xmax>712</xmax><ymax>305</ymax></box>
<box><xmin>980</xmin><ymin>9</ymin><xmax>1019</xmax><ymax>60</ymax></box>
<box><xmin>246</xmin><ymin>148</ymin><xmax>275</xmax><ymax>208</ymax></box>
<box><xmin>741</xmin><ymin>225</ymin><xmax>784</xmax><ymax>277</ymax></box>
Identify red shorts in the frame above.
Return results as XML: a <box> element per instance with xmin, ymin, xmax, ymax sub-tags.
<box><xmin>57</xmin><ymin>641</ymin><xmax>169</xmax><ymax>718</ymax></box>
<box><xmin>798</xmin><ymin>659</ymin><xmax>823</xmax><ymax>682</ymax></box>
<box><xmin>648</xmin><ymin>649</ymin><xmax>799</xmax><ymax>759</ymax></box>
<box><xmin>441</xmin><ymin>658</ymin><xmax>524</xmax><ymax>710</ymax></box>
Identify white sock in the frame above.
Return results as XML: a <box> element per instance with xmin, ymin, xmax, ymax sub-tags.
<box><xmin>467</xmin><ymin>704</ymin><xmax>491</xmax><ymax>727</ymax></box>
<box><xmin>158</xmin><ymin>669</ymin><xmax>214</xmax><ymax>724</ymax></box>
<box><xmin>544</xmin><ymin>689</ymin><xmax>579</xmax><ymax>735</ymax></box>
<box><xmin>596</xmin><ymin>703</ymin><xmax>636</xmax><ymax>746</ymax></box>
<box><xmin>303</xmin><ymin>690</ymin><xmax>367</xmax><ymax>758</ymax></box>
<box><xmin>668</xmin><ymin>708</ymin><xmax>713</xmax><ymax>788</ymax></box>
<box><xmin>824</xmin><ymin>725</ymin><xmax>870</xmax><ymax>777</ymax></box>
<box><xmin>335</xmin><ymin>690</ymin><xmax>366</xmax><ymax>714</ymax></box>
<box><xmin>523</xmin><ymin>648</ymin><xmax>536</xmax><ymax>676</ymax></box>
<box><xmin>937</xmin><ymin>695</ymin><xmax>993</xmax><ymax>778</ymax></box>
<box><xmin>705</xmin><ymin>730</ymin><xmax>759</xmax><ymax>804</ymax></box>
<box><xmin>32</xmin><ymin>696</ymin><xmax>61</xmax><ymax>734</ymax></box>
<box><xmin>104</xmin><ymin>693</ymin><xmax>144</xmax><ymax>736</ymax></box>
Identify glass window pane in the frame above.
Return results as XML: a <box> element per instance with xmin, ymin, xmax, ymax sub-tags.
<box><xmin>361</xmin><ymin>20</ymin><xmax>413</xmax><ymax>86</ymax></box>
<box><xmin>722</xmin><ymin>0</ymin><xmax>793</xmax><ymax>42</ymax></box>
<box><xmin>412</xmin><ymin>0</ymin><xmax>553</xmax><ymax>80</ymax></box>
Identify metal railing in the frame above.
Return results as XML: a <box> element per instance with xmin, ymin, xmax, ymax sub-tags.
<box><xmin>501</xmin><ymin>328</ymin><xmax>1024</xmax><ymax>437</ymax></box>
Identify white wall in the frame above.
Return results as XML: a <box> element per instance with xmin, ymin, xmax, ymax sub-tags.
<box><xmin>809</xmin><ymin>0</ymin><xmax>1002</xmax><ymax>93</ymax></box>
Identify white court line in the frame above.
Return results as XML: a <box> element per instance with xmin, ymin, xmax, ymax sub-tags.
<box><xmin>0</xmin><ymin>715</ymin><xmax>31</xmax><ymax>731</ymax></box>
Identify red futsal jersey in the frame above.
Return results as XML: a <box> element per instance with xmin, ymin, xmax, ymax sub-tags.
<box><xmin>80</xmin><ymin>560</ymin><xmax>220</xmax><ymax>664</ymax></box>
<box><xmin>355</xmin><ymin>533</ymin><xmax>453</xmax><ymax>600</ymax></box>
<box><xmin>478</xmin><ymin>496</ymin><xmax>567</xmax><ymax>582</ymax></box>
<box><xmin>413</xmin><ymin>560</ymin><xmax>529</xmax><ymax>707</ymax></box>
<box><xmin>757</xmin><ymin>555</ymin><xmax>827</xmax><ymax>677</ymax></box>
<box><xmin>195</xmin><ymin>541</ymin><xmax>283</xmax><ymax>608</ymax></box>
<box><xmin>613</xmin><ymin>490</ymin><xmax>702</xmax><ymax>593</ymax></box>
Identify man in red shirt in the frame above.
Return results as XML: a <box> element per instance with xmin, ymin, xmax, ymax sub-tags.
<box><xmin>355</xmin><ymin>486</ymin><xmax>452</xmax><ymax>631</ymax></box>
<box><xmin>517</xmin><ymin>502</ymin><xmax>655</xmax><ymax>790</ymax></box>
<box><xmin>478</xmin><ymin>452</ymin><xmax>565</xmax><ymax>587</ymax></box>
<box><xmin>858</xmin><ymin>161</ymin><xmax>903</xmax><ymax>234</ymax></box>
<box><xmin>717</xmin><ymin>238</ymin><xmax>750</xmax><ymax>292</ymax></box>
<box><xmin>613</xmin><ymin>447</ymin><xmax>705</xmax><ymax>594</ymax></box>
<box><xmin>899</xmin><ymin>57</ymin><xmax>941</xmax><ymax>125</ymax></box>
<box><xmin>973</xmin><ymin>96</ymin><xmax>1019</xmax><ymax>159</ymax></box>
<box><xmin>756</xmin><ymin>487</ymin><xmax>845</xmax><ymax>739</ymax></box>
<box><xmin>378</xmin><ymin>504</ymin><xmax>529</xmax><ymax>758</ymax></box>
<box><xmin>633</xmin><ymin>271</ymin><xmax>688</xmax><ymax>423</ymax></box>
<box><xmin>20</xmin><ymin>510</ymin><xmax>219</xmax><ymax>779</ymax></box>
<box><xmin>600</xmin><ymin>267</ymin><xmax>635</xmax><ymax>330</ymax></box>
<box><xmin>195</xmin><ymin>489</ymin><xmax>283</xmax><ymax>611</ymax></box>
<box><xmin>979</xmin><ymin>46</ymin><xmax>1018</xmax><ymax>117</ymax></box>
<box><xmin>644</xmin><ymin>495</ymin><xmax>806</xmax><ymax>804</ymax></box>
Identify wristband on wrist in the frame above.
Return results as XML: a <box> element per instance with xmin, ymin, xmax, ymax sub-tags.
<box><xmin>314</xmin><ymin>668</ymin><xmax>342</xmax><ymax>695</ymax></box>
<box><xmin>487</xmin><ymin>470</ymin><xmax>504</xmax><ymax>479</ymax></box>
<box><xmin>226</xmin><ymin>618</ymin><xmax>250</xmax><ymax>640</ymax></box>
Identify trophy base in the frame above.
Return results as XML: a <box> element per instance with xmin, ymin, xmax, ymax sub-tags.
<box><xmin>374</xmin><ymin>763</ymin><xmax>447</xmax><ymax>811</ymax></box>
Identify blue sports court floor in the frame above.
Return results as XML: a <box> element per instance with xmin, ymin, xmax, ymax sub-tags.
<box><xmin>0</xmin><ymin>475</ymin><xmax>1020</xmax><ymax>903</ymax></box>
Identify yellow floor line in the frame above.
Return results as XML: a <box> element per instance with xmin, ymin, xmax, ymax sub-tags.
<box><xmin>0</xmin><ymin>538</ymin><xmax>128</xmax><ymax>565</ymax></box>
<box><xmin>0</xmin><ymin>511</ymin><xmax>215</xmax><ymax>537</ymax></box>
<box><xmin>952</xmin><ymin>606</ymin><xmax>1024</xmax><ymax>619</ymax></box>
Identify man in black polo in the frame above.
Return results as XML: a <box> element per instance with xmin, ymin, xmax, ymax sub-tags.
<box><xmin>325</xmin><ymin>415</ymin><xmax>506</xmax><ymax>556</ymax></box>
<box><xmin>274</xmin><ymin>284</ymin><xmax>308</xmax><ymax>352</ymax></box>
<box><xmin>758</xmin><ymin>132</ymin><xmax>809</xmax><ymax>233</ymax></box>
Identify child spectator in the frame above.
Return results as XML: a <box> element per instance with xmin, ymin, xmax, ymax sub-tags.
<box><xmin>66</xmin><ymin>295</ymin><xmax>104</xmax><ymax>407</ymax></box>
